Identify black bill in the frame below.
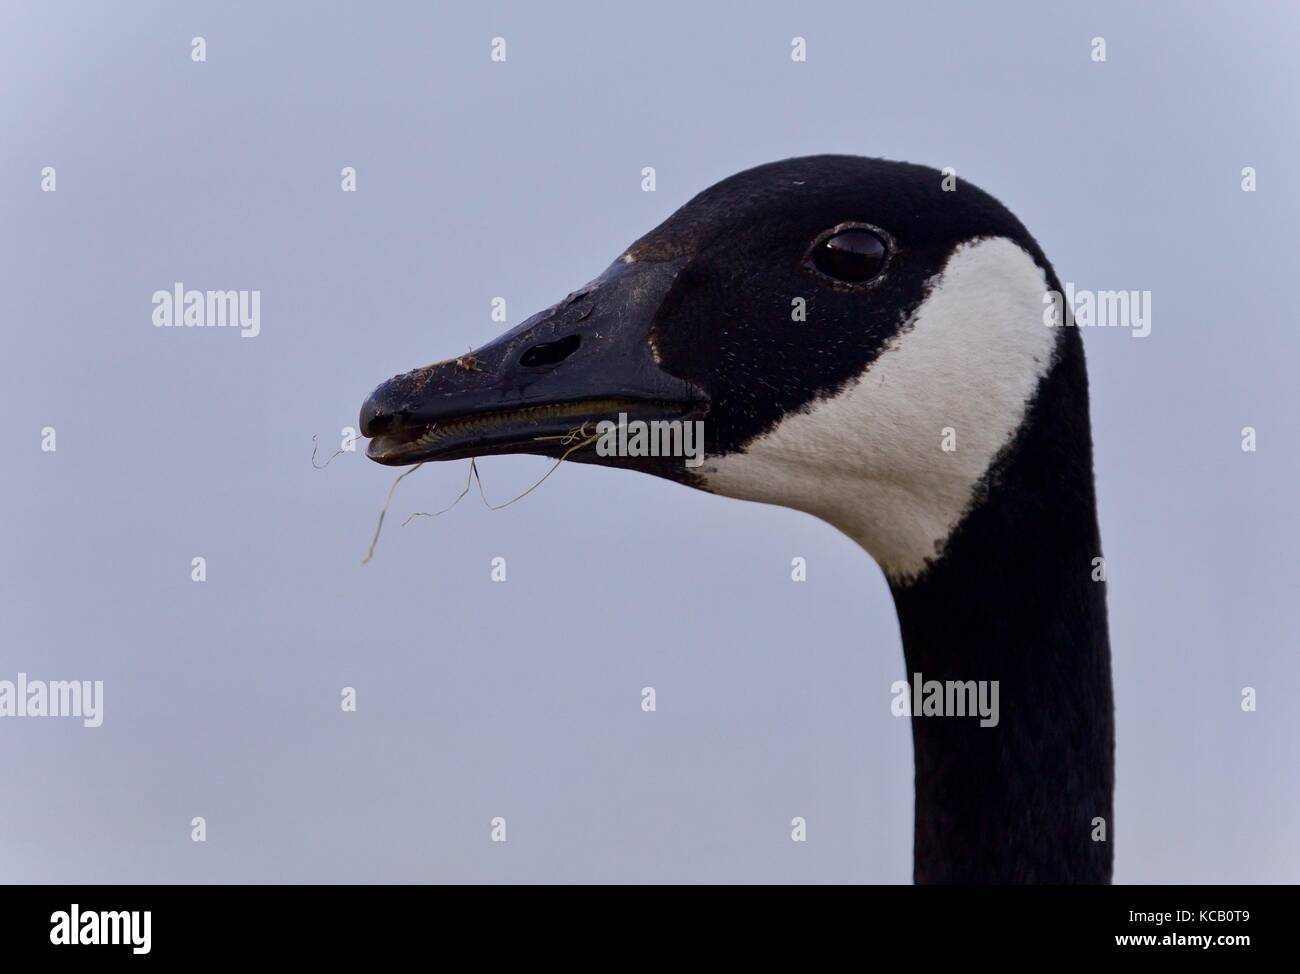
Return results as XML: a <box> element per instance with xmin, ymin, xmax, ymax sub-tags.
<box><xmin>359</xmin><ymin>256</ymin><xmax>706</xmax><ymax>467</ymax></box>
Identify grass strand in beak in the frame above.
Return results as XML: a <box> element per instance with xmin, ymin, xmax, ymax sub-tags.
<box><xmin>361</xmin><ymin>462</ymin><xmax>424</xmax><ymax>564</ymax></box>
<box><xmin>311</xmin><ymin>433</ymin><xmax>349</xmax><ymax>470</ymax></box>
<box><xmin>471</xmin><ymin>432</ymin><xmax>600</xmax><ymax>511</ymax></box>
<box><xmin>402</xmin><ymin>460</ymin><xmax>475</xmax><ymax>526</ymax></box>
<box><xmin>366</xmin><ymin>425</ymin><xmax>599</xmax><ymax>559</ymax></box>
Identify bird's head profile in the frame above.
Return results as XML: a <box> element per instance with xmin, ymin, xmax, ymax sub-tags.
<box><xmin>359</xmin><ymin>154</ymin><xmax>1111</xmax><ymax>885</ymax></box>
<box><xmin>360</xmin><ymin>155</ymin><xmax>1072</xmax><ymax>582</ymax></box>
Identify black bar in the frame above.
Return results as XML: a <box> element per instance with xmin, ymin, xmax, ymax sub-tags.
<box><xmin>0</xmin><ymin>885</ymin><xmax>1278</xmax><ymax>960</ymax></box>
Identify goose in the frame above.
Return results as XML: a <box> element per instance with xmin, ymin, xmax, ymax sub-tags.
<box><xmin>359</xmin><ymin>155</ymin><xmax>1114</xmax><ymax>884</ymax></box>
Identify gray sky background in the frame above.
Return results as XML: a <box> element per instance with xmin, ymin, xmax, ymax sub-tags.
<box><xmin>2</xmin><ymin>0</ymin><xmax>1297</xmax><ymax>883</ymax></box>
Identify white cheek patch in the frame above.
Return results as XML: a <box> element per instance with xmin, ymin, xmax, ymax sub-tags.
<box><xmin>700</xmin><ymin>236</ymin><xmax>1059</xmax><ymax>582</ymax></box>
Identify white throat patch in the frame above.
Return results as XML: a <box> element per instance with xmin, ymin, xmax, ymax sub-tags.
<box><xmin>700</xmin><ymin>236</ymin><xmax>1059</xmax><ymax>582</ymax></box>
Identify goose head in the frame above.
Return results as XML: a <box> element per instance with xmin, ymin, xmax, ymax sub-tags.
<box><xmin>360</xmin><ymin>154</ymin><xmax>1065</xmax><ymax>583</ymax></box>
<box><xmin>360</xmin><ymin>155</ymin><xmax>1113</xmax><ymax>884</ymax></box>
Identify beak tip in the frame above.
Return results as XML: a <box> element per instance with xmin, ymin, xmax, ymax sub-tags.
<box><xmin>359</xmin><ymin>381</ymin><xmax>403</xmax><ymax>438</ymax></box>
<box><xmin>357</xmin><ymin>396</ymin><xmax>380</xmax><ymax>439</ymax></box>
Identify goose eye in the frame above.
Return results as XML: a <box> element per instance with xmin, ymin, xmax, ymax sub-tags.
<box><xmin>810</xmin><ymin>227</ymin><xmax>887</xmax><ymax>283</ymax></box>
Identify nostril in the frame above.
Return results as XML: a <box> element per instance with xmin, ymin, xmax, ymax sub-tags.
<box><xmin>520</xmin><ymin>334</ymin><xmax>581</xmax><ymax>368</ymax></box>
